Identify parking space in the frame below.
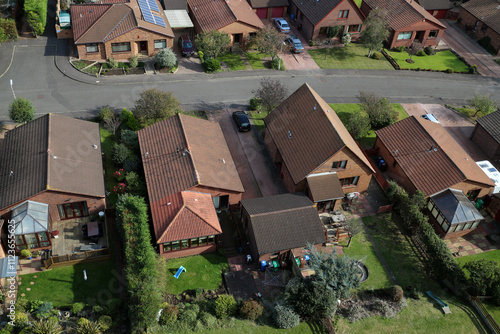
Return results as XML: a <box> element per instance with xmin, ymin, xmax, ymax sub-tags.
<box><xmin>172</xmin><ymin>30</ymin><xmax>204</xmax><ymax>74</ymax></box>
<box><xmin>400</xmin><ymin>103</ymin><xmax>489</xmax><ymax>162</ymax></box>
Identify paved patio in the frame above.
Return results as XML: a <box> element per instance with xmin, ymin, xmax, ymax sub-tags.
<box><xmin>51</xmin><ymin>217</ymin><xmax>108</xmax><ymax>256</ymax></box>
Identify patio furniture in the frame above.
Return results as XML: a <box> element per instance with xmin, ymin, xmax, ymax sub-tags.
<box><xmin>87</xmin><ymin>221</ymin><xmax>99</xmax><ymax>237</ymax></box>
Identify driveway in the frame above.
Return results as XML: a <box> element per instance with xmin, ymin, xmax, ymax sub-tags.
<box><xmin>281</xmin><ymin>25</ymin><xmax>320</xmax><ymax>70</ymax></box>
<box><xmin>441</xmin><ymin>20</ymin><xmax>500</xmax><ymax>78</ymax></box>
<box><xmin>400</xmin><ymin>103</ymin><xmax>489</xmax><ymax>162</ymax></box>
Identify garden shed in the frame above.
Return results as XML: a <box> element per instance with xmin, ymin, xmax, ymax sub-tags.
<box><xmin>427</xmin><ymin>188</ymin><xmax>484</xmax><ymax>239</ymax></box>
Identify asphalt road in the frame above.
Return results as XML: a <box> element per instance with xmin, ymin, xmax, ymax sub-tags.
<box><xmin>0</xmin><ymin>41</ymin><xmax>499</xmax><ymax>121</ymax></box>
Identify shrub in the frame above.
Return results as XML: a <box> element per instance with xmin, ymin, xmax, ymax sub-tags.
<box><xmin>129</xmin><ymin>56</ymin><xmax>138</xmax><ymax>69</ymax></box>
<box><xmin>424</xmin><ymin>46</ymin><xmax>435</xmax><ymax>55</ymax></box>
<box><xmin>98</xmin><ymin>106</ymin><xmax>114</xmax><ymax>123</ymax></box>
<box><xmin>239</xmin><ymin>300</ymin><xmax>263</xmax><ymax>320</ymax></box>
<box><xmin>341</xmin><ymin>32</ymin><xmax>351</xmax><ymax>45</ymax></box>
<box><xmin>121</xmin><ymin>108</ymin><xmax>140</xmax><ymax>131</ymax></box>
<box><xmin>273</xmin><ymin>304</ymin><xmax>299</xmax><ymax>329</ymax></box>
<box><xmin>386</xmin><ymin>285</ymin><xmax>404</xmax><ymax>302</ymax></box>
<box><xmin>72</xmin><ymin>302</ymin><xmax>85</xmax><ymax>315</ymax></box>
<box><xmin>327</xmin><ymin>25</ymin><xmax>341</xmax><ymax>38</ymax></box>
<box><xmin>199</xmin><ymin>311</ymin><xmax>217</xmax><ymax>327</ymax></box>
<box><xmin>35</xmin><ymin>302</ymin><xmax>54</xmax><ymax>318</ymax></box>
<box><xmin>123</xmin><ymin>155</ymin><xmax>140</xmax><ymax>172</ymax></box>
<box><xmin>416</xmin><ymin>50</ymin><xmax>426</xmax><ymax>56</ymax></box>
<box><xmin>0</xmin><ymin>19</ymin><xmax>18</xmax><ymax>43</ymax></box>
<box><xmin>20</xmin><ymin>249</ymin><xmax>31</xmax><ymax>258</ymax></box>
<box><xmin>198</xmin><ymin>50</ymin><xmax>204</xmax><ymax>62</ymax></box>
<box><xmin>74</xmin><ymin>320</ymin><xmax>102</xmax><ymax>334</ymax></box>
<box><xmin>112</xmin><ymin>143</ymin><xmax>131</xmax><ymax>165</ymax></box>
<box><xmin>445</xmin><ymin>68</ymin><xmax>453</xmax><ymax>73</ymax></box>
<box><xmin>30</xmin><ymin>317</ymin><xmax>61</xmax><ymax>334</ymax></box>
<box><xmin>120</xmin><ymin>129</ymin><xmax>139</xmax><ymax>152</ymax></box>
<box><xmin>108</xmin><ymin>58</ymin><xmax>118</xmax><ymax>68</ymax></box>
<box><xmin>14</xmin><ymin>312</ymin><xmax>28</xmax><ymax>327</ymax></box>
<box><xmin>156</xmin><ymin>47</ymin><xmax>177</xmax><ymax>68</ymax></box>
<box><xmin>214</xmin><ymin>295</ymin><xmax>237</xmax><ymax>319</ymax></box>
<box><xmin>469</xmin><ymin>65</ymin><xmax>478</xmax><ymax>74</ymax></box>
<box><xmin>346</xmin><ymin>303</ymin><xmax>366</xmax><ymax>323</ymax></box>
<box><xmin>178</xmin><ymin>308</ymin><xmax>198</xmax><ymax>323</ymax></box>
<box><xmin>125</xmin><ymin>171</ymin><xmax>140</xmax><ymax>193</ymax></box>
<box><xmin>9</xmin><ymin>98</ymin><xmax>36</xmax><ymax>123</ymax></box>
<box><xmin>249</xmin><ymin>97</ymin><xmax>262</xmax><ymax>111</ymax></box>
<box><xmin>270</xmin><ymin>57</ymin><xmax>284</xmax><ymax>70</ymax></box>
<box><xmin>98</xmin><ymin>315</ymin><xmax>112</xmax><ymax>331</ymax></box>
<box><xmin>371</xmin><ymin>52</ymin><xmax>382</xmax><ymax>60</ymax></box>
<box><xmin>77</xmin><ymin>318</ymin><xmax>89</xmax><ymax>326</ymax></box>
<box><xmin>492</xmin><ymin>284</ymin><xmax>500</xmax><ymax>306</ymax></box>
<box><xmin>24</xmin><ymin>0</ymin><xmax>47</xmax><ymax>35</ymax></box>
<box><xmin>393</xmin><ymin>46</ymin><xmax>405</xmax><ymax>52</ymax></box>
<box><xmin>202</xmin><ymin>58</ymin><xmax>221</xmax><ymax>73</ymax></box>
<box><xmin>159</xmin><ymin>304</ymin><xmax>179</xmax><ymax>326</ymax></box>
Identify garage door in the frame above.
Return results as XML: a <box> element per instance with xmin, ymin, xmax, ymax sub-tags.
<box><xmin>256</xmin><ymin>8</ymin><xmax>267</xmax><ymax>19</ymax></box>
<box><xmin>271</xmin><ymin>7</ymin><xmax>283</xmax><ymax>18</ymax></box>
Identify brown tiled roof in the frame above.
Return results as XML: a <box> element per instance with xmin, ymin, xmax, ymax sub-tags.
<box><xmin>375</xmin><ymin>116</ymin><xmax>494</xmax><ymax>196</ymax></box>
<box><xmin>264</xmin><ymin>83</ymin><xmax>374</xmax><ymax>185</ymax></box>
<box><xmin>362</xmin><ymin>0</ymin><xmax>445</xmax><ymax>31</ymax></box>
<box><xmin>153</xmin><ymin>191</ymin><xmax>222</xmax><ymax>243</ymax></box>
<box><xmin>476</xmin><ymin>110</ymin><xmax>500</xmax><ymax>144</ymax></box>
<box><xmin>307</xmin><ymin>173</ymin><xmax>344</xmax><ymax>202</ymax></box>
<box><xmin>461</xmin><ymin>0</ymin><xmax>500</xmax><ymax>35</ymax></box>
<box><xmin>188</xmin><ymin>0</ymin><xmax>263</xmax><ymax>32</ymax></box>
<box><xmin>138</xmin><ymin>114</ymin><xmax>244</xmax><ymax>205</ymax></box>
<box><xmin>288</xmin><ymin>0</ymin><xmax>363</xmax><ymax>26</ymax></box>
<box><xmin>416</xmin><ymin>0</ymin><xmax>452</xmax><ymax>10</ymax></box>
<box><xmin>248</xmin><ymin>0</ymin><xmax>288</xmax><ymax>9</ymax></box>
<box><xmin>71</xmin><ymin>0</ymin><xmax>173</xmax><ymax>44</ymax></box>
<box><xmin>241</xmin><ymin>193</ymin><xmax>325</xmax><ymax>255</ymax></box>
<box><xmin>0</xmin><ymin>114</ymin><xmax>105</xmax><ymax>211</ymax></box>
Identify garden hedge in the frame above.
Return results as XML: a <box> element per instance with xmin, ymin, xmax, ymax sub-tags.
<box><xmin>24</xmin><ymin>0</ymin><xmax>47</xmax><ymax>36</ymax></box>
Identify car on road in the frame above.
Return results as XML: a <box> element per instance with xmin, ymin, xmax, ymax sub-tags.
<box><xmin>285</xmin><ymin>34</ymin><xmax>304</xmax><ymax>53</ymax></box>
<box><xmin>420</xmin><ymin>114</ymin><xmax>439</xmax><ymax>123</ymax></box>
<box><xmin>178</xmin><ymin>35</ymin><xmax>194</xmax><ymax>57</ymax></box>
<box><xmin>232</xmin><ymin>111</ymin><xmax>251</xmax><ymax>132</ymax></box>
<box><xmin>274</xmin><ymin>18</ymin><xmax>290</xmax><ymax>33</ymax></box>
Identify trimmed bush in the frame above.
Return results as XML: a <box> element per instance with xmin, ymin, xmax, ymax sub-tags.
<box><xmin>120</xmin><ymin>129</ymin><xmax>139</xmax><ymax>153</ymax></box>
<box><xmin>109</xmin><ymin>58</ymin><xmax>118</xmax><ymax>68</ymax></box>
<box><xmin>249</xmin><ymin>97</ymin><xmax>262</xmax><ymax>111</ymax></box>
<box><xmin>0</xmin><ymin>18</ymin><xmax>18</xmax><ymax>43</ymax></box>
<box><xmin>469</xmin><ymin>65</ymin><xmax>478</xmax><ymax>74</ymax></box>
<box><xmin>129</xmin><ymin>56</ymin><xmax>138</xmax><ymax>69</ymax></box>
<box><xmin>20</xmin><ymin>249</ymin><xmax>31</xmax><ymax>258</ymax></box>
<box><xmin>71</xmin><ymin>303</ymin><xmax>85</xmax><ymax>315</ymax></box>
<box><xmin>98</xmin><ymin>315</ymin><xmax>112</xmax><ymax>331</ymax></box>
<box><xmin>202</xmin><ymin>58</ymin><xmax>221</xmax><ymax>73</ymax></box>
<box><xmin>155</xmin><ymin>47</ymin><xmax>177</xmax><ymax>68</ymax></box>
<box><xmin>371</xmin><ymin>52</ymin><xmax>382</xmax><ymax>60</ymax></box>
<box><xmin>239</xmin><ymin>300</ymin><xmax>263</xmax><ymax>320</ymax></box>
<box><xmin>416</xmin><ymin>50</ymin><xmax>426</xmax><ymax>56</ymax></box>
<box><xmin>112</xmin><ymin>143</ymin><xmax>130</xmax><ymax>165</ymax></box>
<box><xmin>214</xmin><ymin>294</ymin><xmax>237</xmax><ymax>319</ymax></box>
<box><xmin>385</xmin><ymin>285</ymin><xmax>404</xmax><ymax>302</ymax></box>
<box><xmin>159</xmin><ymin>304</ymin><xmax>179</xmax><ymax>326</ymax></box>
<box><xmin>9</xmin><ymin>98</ymin><xmax>35</xmax><ymax>123</ymax></box>
<box><xmin>392</xmin><ymin>46</ymin><xmax>405</xmax><ymax>52</ymax></box>
<box><xmin>273</xmin><ymin>304</ymin><xmax>299</xmax><ymax>329</ymax></box>
<box><xmin>199</xmin><ymin>311</ymin><xmax>217</xmax><ymax>327</ymax></box>
<box><xmin>424</xmin><ymin>46</ymin><xmax>435</xmax><ymax>55</ymax></box>
<box><xmin>24</xmin><ymin>0</ymin><xmax>47</xmax><ymax>35</ymax></box>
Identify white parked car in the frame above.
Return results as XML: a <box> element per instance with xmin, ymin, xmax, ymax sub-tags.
<box><xmin>274</xmin><ymin>18</ymin><xmax>291</xmax><ymax>33</ymax></box>
<box><xmin>420</xmin><ymin>114</ymin><xmax>439</xmax><ymax>123</ymax></box>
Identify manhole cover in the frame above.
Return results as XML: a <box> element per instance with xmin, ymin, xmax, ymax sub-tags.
<box><xmin>38</xmin><ymin>95</ymin><xmax>43</xmax><ymax>99</ymax></box>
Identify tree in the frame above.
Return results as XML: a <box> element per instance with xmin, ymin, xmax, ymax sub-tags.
<box><xmin>346</xmin><ymin>110</ymin><xmax>371</xmax><ymax>140</ymax></box>
<box><xmin>195</xmin><ymin>31</ymin><xmax>230</xmax><ymax>59</ymax></box>
<box><xmin>463</xmin><ymin>260</ymin><xmax>500</xmax><ymax>296</ymax></box>
<box><xmin>357</xmin><ymin>91</ymin><xmax>397</xmax><ymax>129</ymax></box>
<box><xmin>104</xmin><ymin>113</ymin><xmax>122</xmax><ymax>135</ymax></box>
<box><xmin>252</xmin><ymin>25</ymin><xmax>288</xmax><ymax>60</ymax></box>
<box><xmin>133</xmin><ymin>89</ymin><xmax>182</xmax><ymax>127</ymax></box>
<box><xmin>407</xmin><ymin>41</ymin><xmax>423</xmax><ymax>62</ymax></box>
<box><xmin>342</xmin><ymin>218</ymin><xmax>363</xmax><ymax>247</ymax></box>
<box><xmin>251</xmin><ymin>77</ymin><xmax>288</xmax><ymax>114</ymax></box>
<box><xmin>9</xmin><ymin>97</ymin><xmax>35</xmax><ymax>123</ymax></box>
<box><xmin>155</xmin><ymin>47</ymin><xmax>177</xmax><ymax>68</ymax></box>
<box><xmin>360</xmin><ymin>8</ymin><xmax>389</xmax><ymax>57</ymax></box>
<box><xmin>468</xmin><ymin>94</ymin><xmax>498</xmax><ymax>117</ymax></box>
<box><xmin>285</xmin><ymin>277</ymin><xmax>338</xmax><ymax>320</ymax></box>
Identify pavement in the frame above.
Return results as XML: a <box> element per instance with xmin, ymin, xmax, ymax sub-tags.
<box><xmin>441</xmin><ymin>20</ymin><xmax>500</xmax><ymax>78</ymax></box>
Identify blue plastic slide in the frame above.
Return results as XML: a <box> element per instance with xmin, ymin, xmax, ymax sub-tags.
<box><xmin>426</xmin><ymin>291</ymin><xmax>451</xmax><ymax>314</ymax></box>
<box><xmin>174</xmin><ymin>266</ymin><xmax>186</xmax><ymax>279</ymax></box>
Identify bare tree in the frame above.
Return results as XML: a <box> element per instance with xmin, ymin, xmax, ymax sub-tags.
<box><xmin>407</xmin><ymin>41</ymin><xmax>423</xmax><ymax>62</ymax></box>
<box><xmin>104</xmin><ymin>114</ymin><xmax>122</xmax><ymax>135</ymax></box>
<box><xmin>252</xmin><ymin>77</ymin><xmax>289</xmax><ymax>114</ymax></box>
<box><xmin>342</xmin><ymin>218</ymin><xmax>363</xmax><ymax>247</ymax></box>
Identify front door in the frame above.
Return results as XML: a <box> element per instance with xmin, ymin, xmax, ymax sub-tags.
<box><xmin>415</xmin><ymin>31</ymin><xmax>425</xmax><ymax>42</ymax></box>
<box><xmin>140</xmin><ymin>41</ymin><xmax>147</xmax><ymax>52</ymax></box>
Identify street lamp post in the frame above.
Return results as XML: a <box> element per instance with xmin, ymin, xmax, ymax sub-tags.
<box><xmin>9</xmin><ymin>79</ymin><xmax>16</xmax><ymax>99</ymax></box>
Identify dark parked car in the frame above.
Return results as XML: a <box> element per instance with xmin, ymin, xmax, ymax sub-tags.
<box><xmin>232</xmin><ymin>111</ymin><xmax>251</xmax><ymax>132</ymax></box>
<box><xmin>285</xmin><ymin>34</ymin><xmax>304</xmax><ymax>53</ymax></box>
<box><xmin>178</xmin><ymin>35</ymin><xmax>194</xmax><ymax>57</ymax></box>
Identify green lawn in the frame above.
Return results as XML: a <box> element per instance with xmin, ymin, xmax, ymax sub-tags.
<box><xmin>342</xmin><ymin>220</ymin><xmax>392</xmax><ymax>290</ymax></box>
<box><xmin>245</xmin><ymin>52</ymin><xmax>269</xmax><ymax>69</ymax></box>
<box><xmin>308</xmin><ymin>44</ymin><xmax>394</xmax><ymax>70</ymax></box>
<box><xmin>483</xmin><ymin>301</ymin><xmax>500</xmax><ymax>323</ymax></box>
<box><xmin>165</xmin><ymin>254</ymin><xmax>229</xmax><ymax>295</ymax></box>
<box><xmin>100</xmin><ymin>128</ymin><xmax>119</xmax><ymax>207</ymax></box>
<box><xmin>329</xmin><ymin>103</ymin><xmax>409</xmax><ymax>148</ymax></box>
<box><xmin>335</xmin><ymin>214</ymin><xmax>488</xmax><ymax>333</ymax></box>
<box><xmin>218</xmin><ymin>52</ymin><xmax>246</xmax><ymax>71</ymax></box>
<box><xmin>249</xmin><ymin>110</ymin><xmax>268</xmax><ymax>132</ymax></box>
<box><xmin>354</xmin><ymin>0</ymin><xmax>361</xmax><ymax>6</ymax></box>
<box><xmin>456</xmin><ymin>249</ymin><xmax>500</xmax><ymax>266</ymax></box>
<box><xmin>195</xmin><ymin>319</ymin><xmax>327</xmax><ymax>334</ymax></box>
<box><xmin>387</xmin><ymin>49</ymin><xmax>470</xmax><ymax>72</ymax></box>
<box><xmin>20</xmin><ymin>261</ymin><xmax>119</xmax><ymax>307</ymax></box>
<box><xmin>447</xmin><ymin>105</ymin><xmax>486</xmax><ymax>120</ymax></box>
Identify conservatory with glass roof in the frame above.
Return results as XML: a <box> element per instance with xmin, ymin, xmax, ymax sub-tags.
<box><xmin>10</xmin><ymin>201</ymin><xmax>51</xmax><ymax>251</ymax></box>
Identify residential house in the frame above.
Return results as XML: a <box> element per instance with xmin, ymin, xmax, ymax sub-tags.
<box><xmin>458</xmin><ymin>0</ymin><xmax>500</xmax><ymax>56</ymax></box>
<box><xmin>288</xmin><ymin>0</ymin><xmax>365</xmax><ymax>42</ymax></box>
<box><xmin>264</xmin><ymin>83</ymin><xmax>375</xmax><ymax>212</ymax></box>
<box><xmin>187</xmin><ymin>0</ymin><xmax>264</xmax><ymax>47</ymax></box>
<box><xmin>426</xmin><ymin>188</ymin><xmax>484</xmax><ymax>239</ymax></box>
<box><xmin>360</xmin><ymin>0</ymin><xmax>446</xmax><ymax>49</ymax></box>
<box><xmin>138</xmin><ymin>114</ymin><xmax>244</xmax><ymax>258</ymax></box>
<box><xmin>247</xmin><ymin>0</ymin><xmax>288</xmax><ymax>19</ymax></box>
<box><xmin>374</xmin><ymin>116</ymin><xmax>494</xmax><ymax>199</ymax></box>
<box><xmin>240</xmin><ymin>193</ymin><xmax>326</xmax><ymax>262</ymax></box>
<box><xmin>470</xmin><ymin>110</ymin><xmax>500</xmax><ymax>161</ymax></box>
<box><xmin>416</xmin><ymin>0</ymin><xmax>453</xmax><ymax>19</ymax></box>
<box><xmin>0</xmin><ymin>114</ymin><xmax>105</xmax><ymax>253</ymax></box>
<box><xmin>71</xmin><ymin>0</ymin><xmax>174</xmax><ymax>61</ymax></box>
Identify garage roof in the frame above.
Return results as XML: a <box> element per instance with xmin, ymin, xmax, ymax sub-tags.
<box><xmin>164</xmin><ymin>10</ymin><xmax>194</xmax><ymax>28</ymax></box>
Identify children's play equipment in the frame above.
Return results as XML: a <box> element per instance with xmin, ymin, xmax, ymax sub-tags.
<box><xmin>174</xmin><ymin>266</ymin><xmax>186</xmax><ymax>279</ymax></box>
<box><xmin>426</xmin><ymin>291</ymin><xmax>451</xmax><ymax>314</ymax></box>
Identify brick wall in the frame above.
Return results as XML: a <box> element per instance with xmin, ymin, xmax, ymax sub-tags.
<box><xmin>218</xmin><ymin>21</ymin><xmax>261</xmax><ymax>46</ymax></box>
<box><xmin>449</xmin><ymin>180</ymin><xmax>493</xmax><ymax>199</ymax></box>
<box><xmin>190</xmin><ymin>185</ymin><xmax>242</xmax><ymax>206</ymax></box>
<box><xmin>159</xmin><ymin>243</ymin><xmax>217</xmax><ymax>259</ymax></box>
<box><xmin>458</xmin><ymin>9</ymin><xmax>500</xmax><ymax>56</ymax></box>
<box><xmin>77</xmin><ymin>27</ymin><xmax>174</xmax><ymax>61</ymax></box>
<box><xmin>0</xmin><ymin>191</ymin><xmax>105</xmax><ymax>227</ymax></box>
<box><xmin>470</xmin><ymin>123</ymin><xmax>500</xmax><ymax>160</ymax></box>
<box><xmin>427</xmin><ymin>212</ymin><xmax>478</xmax><ymax>239</ymax></box>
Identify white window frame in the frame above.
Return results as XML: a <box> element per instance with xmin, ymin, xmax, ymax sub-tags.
<box><xmin>397</xmin><ymin>32</ymin><xmax>412</xmax><ymax>40</ymax></box>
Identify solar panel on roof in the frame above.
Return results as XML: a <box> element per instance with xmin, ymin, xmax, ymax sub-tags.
<box><xmin>153</xmin><ymin>14</ymin><xmax>166</xmax><ymax>27</ymax></box>
<box><xmin>148</xmin><ymin>0</ymin><xmax>160</xmax><ymax>12</ymax></box>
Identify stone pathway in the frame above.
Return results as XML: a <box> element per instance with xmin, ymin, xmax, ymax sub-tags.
<box><xmin>19</xmin><ymin>258</ymin><xmax>44</xmax><ymax>275</ymax></box>
<box><xmin>144</xmin><ymin>60</ymin><xmax>155</xmax><ymax>75</ymax></box>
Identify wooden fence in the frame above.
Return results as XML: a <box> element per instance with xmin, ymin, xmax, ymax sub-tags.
<box><xmin>43</xmin><ymin>248</ymin><xmax>111</xmax><ymax>269</ymax></box>
<box><xmin>470</xmin><ymin>297</ymin><xmax>500</xmax><ymax>334</ymax></box>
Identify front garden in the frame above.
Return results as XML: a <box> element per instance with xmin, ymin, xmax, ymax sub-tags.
<box><xmin>72</xmin><ymin>58</ymin><xmax>145</xmax><ymax>76</ymax></box>
<box><xmin>217</xmin><ymin>52</ymin><xmax>246</xmax><ymax>71</ymax></box>
<box><xmin>385</xmin><ymin>49</ymin><xmax>471</xmax><ymax>72</ymax></box>
<box><xmin>308</xmin><ymin>43</ymin><xmax>394</xmax><ymax>70</ymax></box>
